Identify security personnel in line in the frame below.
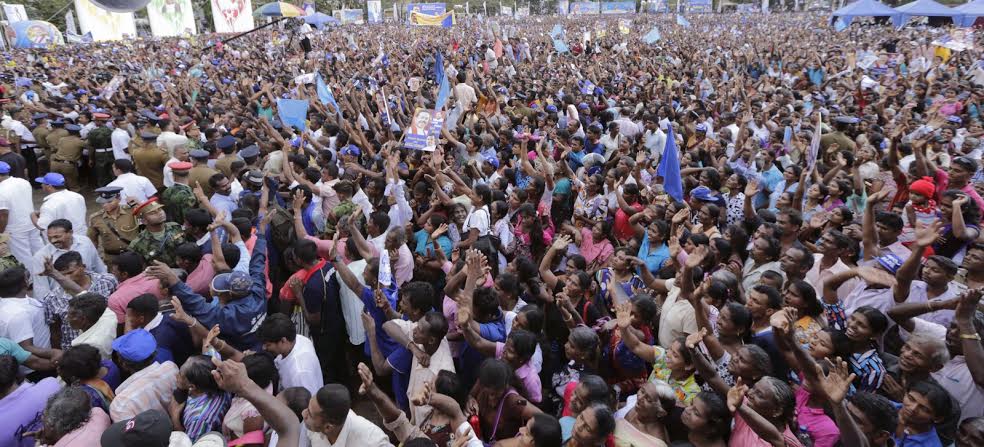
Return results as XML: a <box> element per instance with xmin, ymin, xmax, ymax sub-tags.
<box><xmin>87</xmin><ymin>112</ymin><xmax>115</xmax><ymax>187</ymax></box>
<box><xmin>50</xmin><ymin>124</ymin><xmax>84</xmax><ymax>192</ymax></box>
<box><xmin>131</xmin><ymin>131</ymin><xmax>169</xmax><ymax>191</ymax></box>
<box><xmin>160</xmin><ymin>161</ymin><xmax>197</xmax><ymax>226</ymax></box>
<box><xmin>88</xmin><ymin>186</ymin><xmax>139</xmax><ymax>263</ymax></box>
<box><xmin>213</xmin><ymin>135</ymin><xmax>241</xmax><ymax>179</ymax></box>
<box><xmin>44</xmin><ymin>118</ymin><xmax>68</xmax><ymax>165</ymax></box>
<box><xmin>31</xmin><ymin>113</ymin><xmax>51</xmax><ymax>176</ymax></box>
<box><xmin>128</xmin><ymin>197</ymin><xmax>184</xmax><ymax>267</ymax></box>
<box><xmin>188</xmin><ymin>149</ymin><xmax>218</xmax><ymax>197</ymax></box>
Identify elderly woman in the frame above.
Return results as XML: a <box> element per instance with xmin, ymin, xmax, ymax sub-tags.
<box><xmin>38</xmin><ymin>387</ymin><xmax>111</xmax><ymax>447</ymax></box>
<box><xmin>614</xmin><ymin>381</ymin><xmax>677</xmax><ymax>447</ymax></box>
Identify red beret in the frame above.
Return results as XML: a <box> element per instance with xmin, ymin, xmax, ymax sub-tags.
<box><xmin>168</xmin><ymin>161</ymin><xmax>192</xmax><ymax>171</ymax></box>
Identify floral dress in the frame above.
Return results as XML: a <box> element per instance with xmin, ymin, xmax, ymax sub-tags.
<box><xmin>649</xmin><ymin>345</ymin><xmax>701</xmax><ymax>406</ymax></box>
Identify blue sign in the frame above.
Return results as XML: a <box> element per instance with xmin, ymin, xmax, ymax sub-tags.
<box><xmin>570</xmin><ymin>2</ymin><xmax>600</xmax><ymax>14</ymax></box>
<box><xmin>7</xmin><ymin>21</ymin><xmax>62</xmax><ymax>49</ymax></box>
<box><xmin>406</xmin><ymin>3</ymin><xmax>447</xmax><ymax>17</ymax></box>
<box><xmin>601</xmin><ymin>2</ymin><xmax>635</xmax><ymax>14</ymax></box>
<box><xmin>688</xmin><ymin>0</ymin><xmax>712</xmax><ymax>13</ymax></box>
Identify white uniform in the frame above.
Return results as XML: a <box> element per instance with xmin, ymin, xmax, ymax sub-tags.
<box><xmin>0</xmin><ymin>176</ymin><xmax>42</xmax><ymax>267</ymax></box>
<box><xmin>111</xmin><ymin>128</ymin><xmax>132</xmax><ymax>160</ymax></box>
<box><xmin>38</xmin><ymin>189</ymin><xmax>88</xmax><ymax>236</ymax></box>
<box><xmin>107</xmin><ymin>172</ymin><xmax>158</xmax><ymax>204</ymax></box>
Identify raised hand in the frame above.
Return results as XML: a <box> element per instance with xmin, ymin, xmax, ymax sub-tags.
<box><xmin>913</xmin><ymin>220</ymin><xmax>943</xmax><ymax>247</ymax></box>
<box><xmin>686</xmin><ymin>327</ymin><xmax>708</xmax><ymax>350</ymax></box>
<box><xmin>727</xmin><ymin>377</ymin><xmax>749</xmax><ymax>412</ymax></box>
<box><xmin>357</xmin><ymin>362</ymin><xmax>374</xmax><ymax>395</ymax></box>
<box><xmin>744</xmin><ymin>179</ymin><xmax>759</xmax><ymax>197</ymax></box>
<box><xmin>614</xmin><ymin>301</ymin><xmax>633</xmax><ymax>329</ymax></box>
<box><xmin>552</xmin><ymin>233</ymin><xmax>572</xmax><ymax>251</ymax></box>
<box><xmin>955</xmin><ymin>287</ymin><xmax>984</xmax><ymax>321</ymax></box>
<box><xmin>815</xmin><ymin>357</ymin><xmax>856</xmax><ymax>404</ymax></box>
<box><xmin>203</xmin><ymin>324</ymin><xmax>221</xmax><ymax>353</ymax></box>
<box><xmin>855</xmin><ymin>266</ymin><xmax>897</xmax><ymax>288</ymax></box>
<box><xmin>685</xmin><ymin>244</ymin><xmax>708</xmax><ymax>269</ymax></box>
<box><xmin>210</xmin><ymin>357</ymin><xmax>251</xmax><ymax>395</ymax></box>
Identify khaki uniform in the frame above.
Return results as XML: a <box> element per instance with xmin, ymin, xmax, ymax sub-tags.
<box><xmin>189</xmin><ymin>164</ymin><xmax>219</xmax><ymax>197</ymax></box>
<box><xmin>88</xmin><ymin>206</ymin><xmax>139</xmax><ymax>261</ymax></box>
<box><xmin>44</xmin><ymin>128</ymin><xmax>68</xmax><ymax>163</ymax></box>
<box><xmin>32</xmin><ymin>126</ymin><xmax>50</xmax><ymax>155</ymax></box>
<box><xmin>131</xmin><ymin>145</ymin><xmax>170</xmax><ymax>190</ymax></box>
<box><xmin>51</xmin><ymin>135</ymin><xmax>84</xmax><ymax>191</ymax></box>
<box><xmin>819</xmin><ymin>131</ymin><xmax>857</xmax><ymax>157</ymax></box>
<box><xmin>213</xmin><ymin>155</ymin><xmax>242</xmax><ymax>180</ymax></box>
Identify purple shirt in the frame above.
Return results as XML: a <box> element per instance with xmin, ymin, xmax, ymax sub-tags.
<box><xmin>0</xmin><ymin>377</ymin><xmax>61</xmax><ymax>447</ymax></box>
<box><xmin>496</xmin><ymin>342</ymin><xmax>542</xmax><ymax>404</ymax></box>
<box><xmin>795</xmin><ymin>387</ymin><xmax>839</xmax><ymax>447</ymax></box>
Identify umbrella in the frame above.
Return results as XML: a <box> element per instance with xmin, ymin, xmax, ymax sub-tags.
<box><xmin>304</xmin><ymin>12</ymin><xmax>340</xmax><ymax>28</ymax></box>
<box><xmin>254</xmin><ymin>2</ymin><xmax>307</xmax><ymax>17</ymax></box>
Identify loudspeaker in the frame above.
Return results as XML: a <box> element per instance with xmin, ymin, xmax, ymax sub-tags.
<box><xmin>89</xmin><ymin>0</ymin><xmax>152</xmax><ymax>13</ymax></box>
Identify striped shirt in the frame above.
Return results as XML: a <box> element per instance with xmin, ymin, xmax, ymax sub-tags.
<box><xmin>42</xmin><ymin>272</ymin><xmax>118</xmax><ymax>350</ymax></box>
<box><xmin>850</xmin><ymin>348</ymin><xmax>886</xmax><ymax>392</ymax></box>
<box><xmin>109</xmin><ymin>361</ymin><xmax>178</xmax><ymax>422</ymax></box>
<box><xmin>183</xmin><ymin>391</ymin><xmax>232</xmax><ymax>442</ymax></box>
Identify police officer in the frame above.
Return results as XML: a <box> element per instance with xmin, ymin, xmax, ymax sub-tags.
<box><xmin>86</xmin><ymin>112</ymin><xmax>115</xmax><ymax>187</ymax></box>
<box><xmin>88</xmin><ymin>186</ymin><xmax>139</xmax><ymax>263</ymax></box>
<box><xmin>50</xmin><ymin>124</ymin><xmax>84</xmax><ymax>192</ymax></box>
<box><xmin>131</xmin><ymin>131</ymin><xmax>169</xmax><ymax>191</ymax></box>
<box><xmin>43</xmin><ymin>118</ymin><xmax>68</xmax><ymax>166</ymax></box>
<box><xmin>213</xmin><ymin>135</ymin><xmax>241</xmax><ymax>179</ymax></box>
<box><xmin>189</xmin><ymin>149</ymin><xmax>218</xmax><ymax>197</ymax></box>
<box><xmin>128</xmin><ymin>197</ymin><xmax>184</xmax><ymax>267</ymax></box>
<box><xmin>239</xmin><ymin>144</ymin><xmax>262</xmax><ymax>171</ymax></box>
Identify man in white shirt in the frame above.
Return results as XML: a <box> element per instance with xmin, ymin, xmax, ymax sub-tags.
<box><xmin>452</xmin><ymin>73</ymin><xmax>478</xmax><ymax>111</ymax></box>
<box><xmin>34</xmin><ymin>173</ymin><xmax>88</xmax><ymax>236</ymax></box>
<box><xmin>259</xmin><ymin>314</ymin><xmax>324</xmax><ymax>396</ymax></box>
<box><xmin>162</xmin><ymin>145</ymin><xmax>190</xmax><ymax>188</ymax></box>
<box><xmin>111</xmin><ymin>117</ymin><xmax>132</xmax><ymax>161</ymax></box>
<box><xmin>642</xmin><ymin>116</ymin><xmax>667</xmax><ymax>160</ymax></box>
<box><xmin>155</xmin><ymin>120</ymin><xmax>188</xmax><ymax>157</ymax></box>
<box><xmin>302</xmin><ymin>384</ymin><xmax>392</xmax><ymax>447</ymax></box>
<box><xmin>484</xmin><ymin>44</ymin><xmax>498</xmax><ymax>71</ymax></box>
<box><xmin>0</xmin><ymin>162</ymin><xmax>42</xmax><ymax>267</ymax></box>
<box><xmin>0</xmin><ymin>266</ymin><xmax>53</xmax><ymax>366</ymax></box>
<box><xmin>31</xmin><ymin>219</ymin><xmax>106</xmax><ymax>299</ymax></box>
<box><xmin>107</xmin><ymin>159</ymin><xmax>157</xmax><ymax>204</ymax></box>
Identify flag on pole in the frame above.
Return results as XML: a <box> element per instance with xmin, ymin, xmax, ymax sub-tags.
<box><xmin>676</xmin><ymin>14</ymin><xmax>690</xmax><ymax>28</ymax></box>
<box><xmin>277</xmin><ymin>99</ymin><xmax>310</xmax><ymax>131</ymax></box>
<box><xmin>833</xmin><ymin>17</ymin><xmax>848</xmax><ymax>32</ymax></box>
<box><xmin>657</xmin><ymin>124</ymin><xmax>684</xmax><ymax>202</ymax></box>
<box><xmin>434</xmin><ymin>52</ymin><xmax>451</xmax><ymax>110</ymax></box>
<box><xmin>642</xmin><ymin>26</ymin><xmax>661</xmax><ymax>44</ymax></box>
<box><xmin>316</xmin><ymin>74</ymin><xmax>341</xmax><ymax>117</ymax></box>
<box><xmin>807</xmin><ymin>112</ymin><xmax>822</xmax><ymax>172</ymax></box>
<box><xmin>553</xmin><ymin>38</ymin><xmax>570</xmax><ymax>53</ymax></box>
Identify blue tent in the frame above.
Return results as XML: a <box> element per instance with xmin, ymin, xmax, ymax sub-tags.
<box><xmin>956</xmin><ymin>0</ymin><xmax>984</xmax><ymax>27</ymax></box>
<box><xmin>831</xmin><ymin>0</ymin><xmax>902</xmax><ymax>27</ymax></box>
<box><xmin>894</xmin><ymin>0</ymin><xmax>964</xmax><ymax>27</ymax></box>
<box><xmin>303</xmin><ymin>12</ymin><xmax>340</xmax><ymax>29</ymax></box>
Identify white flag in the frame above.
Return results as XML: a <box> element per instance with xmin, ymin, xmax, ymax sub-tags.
<box><xmin>807</xmin><ymin>112</ymin><xmax>822</xmax><ymax>172</ymax></box>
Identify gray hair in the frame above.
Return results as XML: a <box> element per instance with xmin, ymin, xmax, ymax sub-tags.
<box><xmin>42</xmin><ymin>387</ymin><xmax>91</xmax><ymax>444</ymax></box>
<box><xmin>908</xmin><ymin>333</ymin><xmax>950</xmax><ymax>369</ymax></box>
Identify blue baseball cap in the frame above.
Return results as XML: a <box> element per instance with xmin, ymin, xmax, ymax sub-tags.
<box><xmin>35</xmin><ymin>173</ymin><xmax>65</xmax><ymax>187</ymax></box>
<box><xmin>690</xmin><ymin>186</ymin><xmax>715</xmax><ymax>202</ymax></box>
<box><xmin>112</xmin><ymin>329</ymin><xmax>157</xmax><ymax>362</ymax></box>
<box><xmin>0</xmin><ymin>162</ymin><xmax>10</xmax><ymax>175</ymax></box>
<box><xmin>341</xmin><ymin>145</ymin><xmax>361</xmax><ymax>157</ymax></box>
<box><xmin>211</xmin><ymin>271</ymin><xmax>251</xmax><ymax>296</ymax></box>
<box><xmin>876</xmin><ymin>253</ymin><xmax>904</xmax><ymax>274</ymax></box>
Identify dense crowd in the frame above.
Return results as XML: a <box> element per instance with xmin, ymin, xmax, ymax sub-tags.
<box><xmin>0</xmin><ymin>10</ymin><xmax>982</xmax><ymax>447</ymax></box>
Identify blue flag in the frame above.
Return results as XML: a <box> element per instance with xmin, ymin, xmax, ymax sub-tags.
<box><xmin>434</xmin><ymin>52</ymin><xmax>450</xmax><ymax>111</ymax></box>
<box><xmin>676</xmin><ymin>14</ymin><xmax>690</xmax><ymax>28</ymax></box>
<box><xmin>643</xmin><ymin>27</ymin><xmax>661</xmax><ymax>44</ymax></box>
<box><xmin>553</xmin><ymin>38</ymin><xmax>570</xmax><ymax>53</ymax></box>
<box><xmin>833</xmin><ymin>18</ymin><xmax>848</xmax><ymax>32</ymax></box>
<box><xmin>550</xmin><ymin>24</ymin><xmax>564</xmax><ymax>39</ymax></box>
<box><xmin>657</xmin><ymin>125</ymin><xmax>683</xmax><ymax>202</ymax></box>
<box><xmin>316</xmin><ymin>74</ymin><xmax>341</xmax><ymax>117</ymax></box>
<box><xmin>277</xmin><ymin>99</ymin><xmax>309</xmax><ymax>131</ymax></box>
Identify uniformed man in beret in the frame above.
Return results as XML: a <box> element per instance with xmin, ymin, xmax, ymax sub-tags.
<box><xmin>160</xmin><ymin>161</ymin><xmax>198</xmax><ymax>225</ymax></box>
<box><xmin>128</xmin><ymin>197</ymin><xmax>184</xmax><ymax>267</ymax></box>
<box><xmin>43</xmin><ymin>118</ymin><xmax>68</xmax><ymax>167</ymax></box>
<box><xmin>86</xmin><ymin>112</ymin><xmax>115</xmax><ymax>187</ymax></box>
<box><xmin>213</xmin><ymin>135</ymin><xmax>241</xmax><ymax>179</ymax></box>
<box><xmin>88</xmin><ymin>186</ymin><xmax>139</xmax><ymax>263</ymax></box>
<box><xmin>50</xmin><ymin>123</ymin><xmax>84</xmax><ymax>191</ymax></box>
<box><xmin>188</xmin><ymin>149</ymin><xmax>218</xmax><ymax>197</ymax></box>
